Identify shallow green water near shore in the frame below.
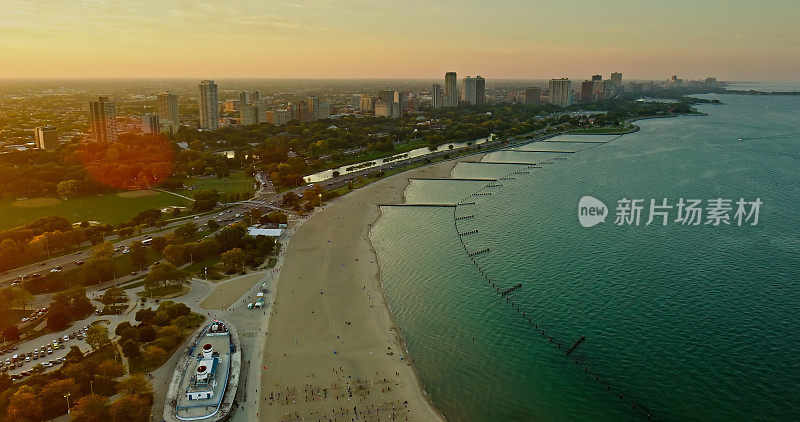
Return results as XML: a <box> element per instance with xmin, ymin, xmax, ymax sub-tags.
<box><xmin>371</xmin><ymin>94</ymin><xmax>800</xmax><ymax>421</ymax></box>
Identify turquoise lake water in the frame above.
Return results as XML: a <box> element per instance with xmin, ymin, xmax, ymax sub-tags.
<box><xmin>370</xmin><ymin>94</ymin><xmax>800</xmax><ymax>421</ymax></box>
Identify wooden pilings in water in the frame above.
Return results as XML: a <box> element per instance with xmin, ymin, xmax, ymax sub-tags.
<box><xmin>468</xmin><ymin>248</ymin><xmax>490</xmax><ymax>257</ymax></box>
<box><xmin>566</xmin><ymin>335</ymin><xmax>586</xmax><ymax>356</ymax></box>
<box><xmin>500</xmin><ymin>283</ymin><xmax>523</xmax><ymax>296</ymax></box>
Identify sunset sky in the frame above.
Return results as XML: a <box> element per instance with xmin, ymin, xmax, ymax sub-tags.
<box><xmin>2</xmin><ymin>0</ymin><xmax>798</xmax><ymax>80</ymax></box>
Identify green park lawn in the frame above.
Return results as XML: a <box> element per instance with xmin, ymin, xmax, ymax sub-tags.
<box><xmin>181</xmin><ymin>171</ymin><xmax>254</xmax><ymax>196</ymax></box>
<box><xmin>0</xmin><ymin>191</ymin><xmax>191</xmax><ymax>231</ymax></box>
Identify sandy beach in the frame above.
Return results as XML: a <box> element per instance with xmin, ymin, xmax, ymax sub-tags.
<box><xmin>257</xmin><ymin>156</ymin><xmax>481</xmax><ymax>421</ymax></box>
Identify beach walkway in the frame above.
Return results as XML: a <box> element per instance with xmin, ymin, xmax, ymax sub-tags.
<box><xmin>256</xmin><ymin>158</ymin><xmax>479</xmax><ymax>421</ymax></box>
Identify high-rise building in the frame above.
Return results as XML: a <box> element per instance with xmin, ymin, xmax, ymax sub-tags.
<box><xmin>592</xmin><ymin>80</ymin><xmax>608</xmax><ymax>101</ymax></box>
<box><xmin>378</xmin><ymin>90</ymin><xmax>394</xmax><ymax>103</ymax></box>
<box><xmin>157</xmin><ymin>92</ymin><xmax>179</xmax><ymax>124</ymax></box>
<box><xmin>224</xmin><ymin>99</ymin><xmax>241</xmax><ymax>112</ymax></box>
<box><xmin>142</xmin><ymin>113</ymin><xmax>160</xmax><ymax>134</ymax></box>
<box><xmin>157</xmin><ymin>92</ymin><xmax>179</xmax><ymax>134</ymax></box>
<box><xmin>610</xmin><ymin>72</ymin><xmax>622</xmax><ymax>87</ymax></box>
<box><xmin>240</xmin><ymin>91</ymin><xmax>251</xmax><ymax>106</ymax></box>
<box><xmin>374</xmin><ymin>101</ymin><xmax>400</xmax><ymax>118</ymax></box>
<box><xmin>240</xmin><ymin>104</ymin><xmax>258</xmax><ymax>126</ymax></box>
<box><xmin>462</xmin><ymin>77</ymin><xmax>476</xmax><ymax>104</ymax></box>
<box><xmin>704</xmin><ymin>77</ymin><xmax>718</xmax><ymax>88</ymax></box>
<box><xmin>359</xmin><ymin>95</ymin><xmax>375</xmax><ymax>113</ymax></box>
<box><xmin>548</xmin><ymin>78</ymin><xmax>572</xmax><ymax>107</ymax></box>
<box><xmin>351</xmin><ymin>94</ymin><xmax>362</xmax><ymax>109</ymax></box>
<box><xmin>306</xmin><ymin>97</ymin><xmax>320</xmax><ymax>121</ymax></box>
<box><xmin>319</xmin><ymin>101</ymin><xmax>331</xmax><ymax>120</ymax></box>
<box><xmin>301</xmin><ymin>97</ymin><xmax>330</xmax><ymax>121</ymax></box>
<box><xmin>198</xmin><ymin>80</ymin><xmax>219</xmax><ymax>130</ymax></box>
<box><xmin>444</xmin><ymin>72</ymin><xmax>458</xmax><ymax>107</ymax></box>
<box><xmin>89</xmin><ymin>96</ymin><xmax>117</xmax><ymax>142</ymax></box>
<box><xmin>287</xmin><ymin>102</ymin><xmax>299</xmax><ymax>120</ymax></box>
<box><xmin>463</xmin><ymin>76</ymin><xmax>485</xmax><ymax>105</ymax></box>
<box><xmin>475</xmin><ymin>76</ymin><xmax>486</xmax><ymax>105</ymax></box>
<box><xmin>34</xmin><ymin>125</ymin><xmax>57</xmax><ymax>149</ymax></box>
<box><xmin>267</xmin><ymin>109</ymin><xmax>291</xmax><ymax>126</ymax></box>
<box><xmin>252</xmin><ymin>91</ymin><xmax>262</xmax><ymax>102</ymax></box>
<box><xmin>431</xmin><ymin>84</ymin><xmax>443</xmax><ymax>108</ymax></box>
<box><xmin>393</xmin><ymin>91</ymin><xmax>406</xmax><ymax>116</ymax></box>
<box><xmin>580</xmin><ymin>80</ymin><xmax>594</xmax><ymax>103</ymax></box>
<box><xmin>524</xmin><ymin>87</ymin><xmax>540</xmax><ymax>105</ymax></box>
<box><xmin>592</xmin><ymin>74</ymin><xmax>602</xmax><ymax>82</ymax></box>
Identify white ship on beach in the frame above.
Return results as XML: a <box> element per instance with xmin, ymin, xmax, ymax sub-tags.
<box><xmin>164</xmin><ymin>319</ymin><xmax>241</xmax><ymax>422</ymax></box>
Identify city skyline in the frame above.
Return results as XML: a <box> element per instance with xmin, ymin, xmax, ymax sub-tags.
<box><xmin>1</xmin><ymin>0</ymin><xmax>798</xmax><ymax>81</ymax></box>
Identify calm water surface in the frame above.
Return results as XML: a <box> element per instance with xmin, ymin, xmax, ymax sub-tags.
<box><xmin>371</xmin><ymin>94</ymin><xmax>800</xmax><ymax>421</ymax></box>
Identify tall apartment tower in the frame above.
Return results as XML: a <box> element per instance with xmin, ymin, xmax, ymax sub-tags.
<box><xmin>444</xmin><ymin>72</ymin><xmax>458</xmax><ymax>107</ymax></box>
<box><xmin>198</xmin><ymin>80</ymin><xmax>219</xmax><ymax>130</ymax></box>
<box><xmin>377</xmin><ymin>90</ymin><xmax>394</xmax><ymax>103</ymax></box>
<box><xmin>393</xmin><ymin>91</ymin><xmax>407</xmax><ymax>116</ymax></box>
<box><xmin>431</xmin><ymin>84</ymin><xmax>443</xmax><ymax>108</ymax></box>
<box><xmin>580</xmin><ymin>80</ymin><xmax>594</xmax><ymax>102</ymax></box>
<box><xmin>157</xmin><ymin>92</ymin><xmax>179</xmax><ymax>134</ymax></box>
<box><xmin>89</xmin><ymin>96</ymin><xmax>117</xmax><ymax>142</ymax></box>
<box><xmin>475</xmin><ymin>76</ymin><xmax>486</xmax><ymax>105</ymax></box>
<box><xmin>142</xmin><ymin>113</ymin><xmax>160</xmax><ymax>134</ymax></box>
<box><xmin>240</xmin><ymin>91</ymin><xmax>251</xmax><ymax>105</ymax></box>
<box><xmin>548</xmin><ymin>78</ymin><xmax>573</xmax><ymax>107</ymax></box>
<box><xmin>240</xmin><ymin>105</ymin><xmax>258</xmax><ymax>126</ymax></box>
<box><xmin>34</xmin><ymin>125</ymin><xmax>57</xmax><ymax>149</ymax></box>
<box><xmin>462</xmin><ymin>77</ymin><xmax>475</xmax><ymax>104</ymax></box>
<box><xmin>359</xmin><ymin>95</ymin><xmax>375</xmax><ymax>113</ymax></box>
<box><xmin>524</xmin><ymin>87</ymin><xmax>540</xmax><ymax>105</ymax></box>
<box><xmin>306</xmin><ymin>97</ymin><xmax>320</xmax><ymax>121</ymax></box>
<box><xmin>610</xmin><ymin>72</ymin><xmax>623</xmax><ymax>94</ymax></box>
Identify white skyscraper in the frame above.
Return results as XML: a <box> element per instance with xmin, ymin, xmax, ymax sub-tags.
<box><xmin>444</xmin><ymin>72</ymin><xmax>458</xmax><ymax>107</ymax></box>
<box><xmin>198</xmin><ymin>80</ymin><xmax>219</xmax><ymax>130</ymax></box>
<box><xmin>548</xmin><ymin>78</ymin><xmax>573</xmax><ymax>107</ymax></box>
<box><xmin>89</xmin><ymin>96</ymin><xmax>117</xmax><ymax>142</ymax></box>
<box><xmin>431</xmin><ymin>84</ymin><xmax>443</xmax><ymax>108</ymax></box>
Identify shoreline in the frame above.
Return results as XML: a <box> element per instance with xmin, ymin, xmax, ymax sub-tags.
<box><xmin>256</xmin><ymin>156</ymin><xmax>482</xmax><ymax>421</ymax></box>
<box><xmin>367</xmin><ymin>158</ymin><xmax>467</xmax><ymax>420</ymax></box>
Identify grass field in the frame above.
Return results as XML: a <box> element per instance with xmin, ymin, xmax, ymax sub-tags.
<box><xmin>0</xmin><ymin>190</ymin><xmax>192</xmax><ymax>231</ymax></box>
<box><xmin>181</xmin><ymin>171</ymin><xmax>254</xmax><ymax>196</ymax></box>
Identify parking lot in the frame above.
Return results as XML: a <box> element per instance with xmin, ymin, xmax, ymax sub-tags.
<box><xmin>0</xmin><ymin>323</ymin><xmax>95</xmax><ymax>380</ymax></box>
